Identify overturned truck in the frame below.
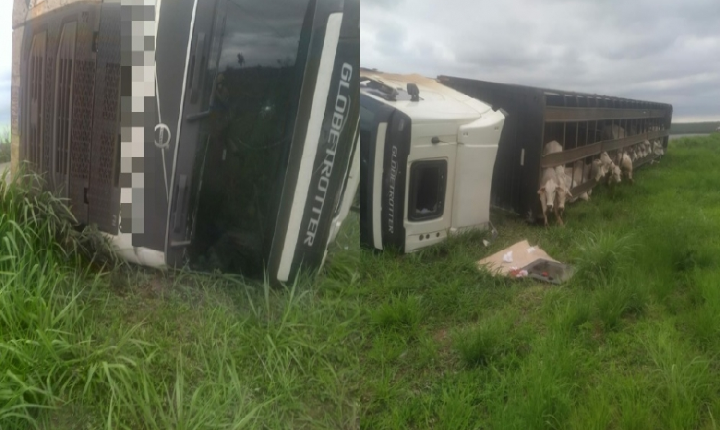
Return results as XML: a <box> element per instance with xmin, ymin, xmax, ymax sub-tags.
<box><xmin>359</xmin><ymin>70</ymin><xmax>506</xmax><ymax>253</ymax></box>
<box><xmin>437</xmin><ymin>75</ymin><xmax>673</xmax><ymax>224</ymax></box>
<box><xmin>11</xmin><ymin>0</ymin><xmax>360</xmax><ymax>284</ymax></box>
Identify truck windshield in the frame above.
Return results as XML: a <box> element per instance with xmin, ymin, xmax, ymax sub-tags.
<box><xmin>188</xmin><ymin>0</ymin><xmax>313</xmax><ymax>276</ymax></box>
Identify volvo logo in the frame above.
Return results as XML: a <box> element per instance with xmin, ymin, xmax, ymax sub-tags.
<box><xmin>154</xmin><ymin>123</ymin><xmax>171</xmax><ymax>149</ymax></box>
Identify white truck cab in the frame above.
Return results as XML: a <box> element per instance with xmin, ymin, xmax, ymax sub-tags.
<box><xmin>359</xmin><ymin>70</ymin><xmax>505</xmax><ymax>252</ymax></box>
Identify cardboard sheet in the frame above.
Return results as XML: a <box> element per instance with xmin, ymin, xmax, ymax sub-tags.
<box><xmin>477</xmin><ymin>240</ymin><xmax>559</xmax><ymax>276</ymax></box>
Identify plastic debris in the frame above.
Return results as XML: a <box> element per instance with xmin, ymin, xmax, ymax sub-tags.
<box><xmin>483</xmin><ymin>239</ymin><xmax>491</xmax><ymax>247</ymax></box>
<box><xmin>503</xmin><ymin>251</ymin><xmax>513</xmax><ymax>263</ymax></box>
<box><xmin>509</xmin><ymin>268</ymin><xmax>529</xmax><ymax>278</ymax></box>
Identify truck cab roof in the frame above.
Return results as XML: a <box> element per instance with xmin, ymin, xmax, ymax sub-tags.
<box><xmin>360</xmin><ymin>69</ymin><xmax>495</xmax><ymax>123</ymax></box>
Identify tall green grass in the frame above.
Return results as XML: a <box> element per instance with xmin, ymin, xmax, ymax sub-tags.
<box><xmin>3</xmin><ymin>134</ymin><xmax>720</xmax><ymax>428</ymax></box>
<box><xmin>1</xmin><ymin>167</ymin><xmax>352</xmax><ymax>429</ymax></box>
<box><xmin>358</xmin><ymin>134</ymin><xmax>720</xmax><ymax>429</ymax></box>
<box><xmin>1</xmin><ymin>166</ymin><xmax>105</xmax><ymax>428</ymax></box>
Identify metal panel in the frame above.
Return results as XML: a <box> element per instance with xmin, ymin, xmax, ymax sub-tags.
<box><xmin>52</xmin><ymin>21</ymin><xmax>77</xmax><ymax>197</ymax></box>
<box><xmin>568</xmin><ymin>179</ymin><xmax>596</xmax><ymax>197</ymax></box>
<box><xmin>69</xmin><ymin>8</ymin><xmax>98</xmax><ymax>225</ymax></box>
<box><xmin>602</xmin><ymin>130</ymin><xmax>668</xmax><ymax>152</ymax></box>
<box><xmin>524</xmin><ymin>91</ymin><xmax>548</xmax><ymax>220</ymax></box>
<box><xmin>42</xmin><ymin>24</ymin><xmax>58</xmax><ymax>180</ymax></box>
<box><xmin>18</xmin><ymin>1</ymin><xmax>101</xmax><ymax>212</ymax></box>
<box><xmin>10</xmin><ymin>27</ymin><xmax>24</xmax><ymax>176</ymax></box>
<box><xmin>88</xmin><ymin>4</ymin><xmax>121</xmax><ymax>234</ymax></box>
<box><xmin>540</xmin><ymin>130</ymin><xmax>669</xmax><ymax>167</ymax></box>
<box><xmin>545</xmin><ymin>107</ymin><xmax>668</xmax><ymax>122</ymax></box>
<box><xmin>24</xmin><ymin>31</ymin><xmax>48</xmax><ymax>172</ymax></box>
<box><xmin>541</xmin><ymin>142</ymin><xmax>601</xmax><ymax>168</ymax></box>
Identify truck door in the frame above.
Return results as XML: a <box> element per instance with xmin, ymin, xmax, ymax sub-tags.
<box><xmin>166</xmin><ymin>0</ymin><xmax>321</xmax><ymax>280</ymax></box>
<box><xmin>162</xmin><ymin>0</ymin><xmax>222</xmax><ymax>266</ymax></box>
<box><xmin>403</xmin><ymin>133</ymin><xmax>456</xmax><ymax>253</ymax></box>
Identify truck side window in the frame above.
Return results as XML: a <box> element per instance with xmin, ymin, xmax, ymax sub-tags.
<box><xmin>408</xmin><ymin>159</ymin><xmax>447</xmax><ymax>221</ymax></box>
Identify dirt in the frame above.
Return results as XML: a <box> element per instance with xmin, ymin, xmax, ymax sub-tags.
<box><xmin>432</xmin><ymin>328</ymin><xmax>449</xmax><ymax>343</ymax></box>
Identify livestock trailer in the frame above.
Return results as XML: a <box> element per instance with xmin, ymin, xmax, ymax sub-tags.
<box><xmin>437</xmin><ymin>76</ymin><xmax>673</xmax><ymax>222</ymax></box>
<box><xmin>11</xmin><ymin>0</ymin><xmax>360</xmax><ymax>284</ymax></box>
<box><xmin>359</xmin><ymin>70</ymin><xmax>505</xmax><ymax>253</ymax></box>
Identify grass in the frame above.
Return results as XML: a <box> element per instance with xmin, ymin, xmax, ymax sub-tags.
<box><xmin>670</xmin><ymin>121</ymin><xmax>720</xmax><ymax>135</ymax></box>
<box><xmin>3</xmin><ymin>134</ymin><xmax>720</xmax><ymax>429</ymax></box>
<box><xmin>0</xmin><ymin>127</ymin><xmax>10</xmax><ymax>164</ymax></box>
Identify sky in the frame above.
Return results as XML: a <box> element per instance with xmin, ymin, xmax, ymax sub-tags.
<box><xmin>1</xmin><ymin>1</ymin><xmax>11</xmax><ymax>128</ymax></box>
<box><xmin>362</xmin><ymin>0</ymin><xmax>720</xmax><ymax>122</ymax></box>
<box><xmin>1</xmin><ymin>0</ymin><xmax>718</xmax><ymax>125</ymax></box>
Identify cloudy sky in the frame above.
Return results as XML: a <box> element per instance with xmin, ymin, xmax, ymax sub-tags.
<box><xmin>362</xmin><ymin>0</ymin><xmax>720</xmax><ymax>122</ymax></box>
<box><xmin>1</xmin><ymin>0</ymin><xmax>718</xmax><ymax>125</ymax></box>
<box><xmin>1</xmin><ymin>1</ymin><xmax>11</xmax><ymax>128</ymax></box>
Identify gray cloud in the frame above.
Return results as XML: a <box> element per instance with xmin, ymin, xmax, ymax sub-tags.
<box><xmin>1</xmin><ymin>1</ymin><xmax>717</xmax><ymax>124</ymax></box>
<box><xmin>362</xmin><ymin>0</ymin><xmax>720</xmax><ymax>121</ymax></box>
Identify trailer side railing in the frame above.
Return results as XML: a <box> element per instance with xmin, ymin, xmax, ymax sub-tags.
<box><xmin>540</xmin><ymin>92</ymin><xmax>672</xmax><ymax>202</ymax></box>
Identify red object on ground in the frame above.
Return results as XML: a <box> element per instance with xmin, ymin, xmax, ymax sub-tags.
<box><xmin>541</xmin><ymin>272</ymin><xmax>549</xmax><ymax>277</ymax></box>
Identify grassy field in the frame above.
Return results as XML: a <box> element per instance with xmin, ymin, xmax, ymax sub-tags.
<box><xmin>670</xmin><ymin>121</ymin><xmax>720</xmax><ymax>135</ymax></box>
<box><xmin>2</xmin><ymin>134</ymin><xmax>720</xmax><ymax>429</ymax></box>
